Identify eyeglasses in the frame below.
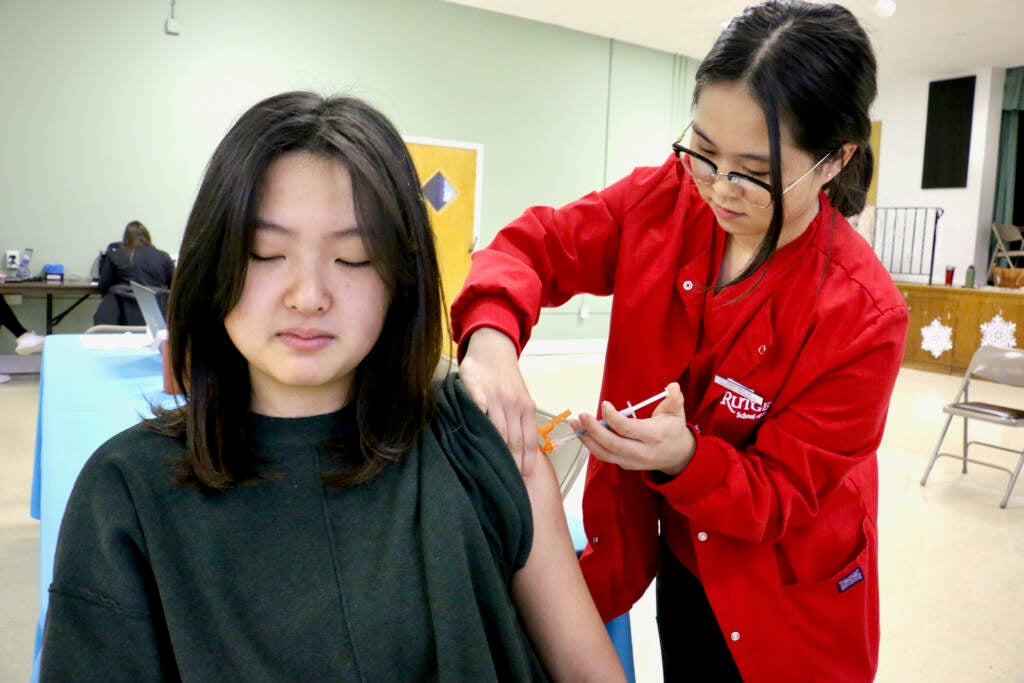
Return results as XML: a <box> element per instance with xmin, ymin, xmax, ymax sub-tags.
<box><xmin>672</xmin><ymin>122</ymin><xmax>833</xmax><ymax>209</ymax></box>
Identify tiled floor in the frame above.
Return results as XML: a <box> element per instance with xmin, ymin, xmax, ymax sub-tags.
<box><xmin>2</xmin><ymin>354</ymin><xmax>1023</xmax><ymax>682</ymax></box>
<box><xmin>0</xmin><ymin>372</ymin><xmax>41</xmax><ymax>683</ymax></box>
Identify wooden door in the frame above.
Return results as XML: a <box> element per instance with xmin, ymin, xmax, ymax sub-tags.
<box><xmin>968</xmin><ymin>292</ymin><xmax>1024</xmax><ymax>354</ymax></box>
<box><xmin>405</xmin><ymin>138</ymin><xmax>482</xmax><ymax>356</ymax></box>
<box><xmin>900</xmin><ymin>285</ymin><xmax>957</xmax><ymax>373</ymax></box>
<box><xmin>951</xmin><ymin>294</ymin><xmax>982</xmax><ymax>370</ymax></box>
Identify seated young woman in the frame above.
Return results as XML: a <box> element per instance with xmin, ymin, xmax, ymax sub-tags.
<box><xmin>38</xmin><ymin>91</ymin><xmax>624</xmax><ymax>682</ymax></box>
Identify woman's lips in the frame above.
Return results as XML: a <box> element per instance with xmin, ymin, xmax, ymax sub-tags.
<box><xmin>277</xmin><ymin>329</ymin><xmax>334</xmax><ymax>351</ymax></box>
<box><xmin>712</xmin><ymin>203</ymin><xmax>745</xmax><ymax>221</ymax></box>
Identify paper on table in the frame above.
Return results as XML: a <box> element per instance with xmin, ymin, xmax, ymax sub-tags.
<box><xmin>79</xmin><ymin>332</ymin><xmax>154</xmax><ymax>349</ymax></box>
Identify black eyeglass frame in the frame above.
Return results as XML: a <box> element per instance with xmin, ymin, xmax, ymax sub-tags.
<box><xmin>672</xmin><ymin>123</ymin><xmax>836</xmax><ymax>210</ymax></box>
<box><xmin>670</xmin><ymin>141</ymin><xmax>774</xmax><ymax>199</ymax></box>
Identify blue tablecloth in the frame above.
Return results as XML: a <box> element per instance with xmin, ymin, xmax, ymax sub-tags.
<box><xmin>30</xmin><ymin>335</ymin><xmax>175</xmax><ymax>682</ymax></box>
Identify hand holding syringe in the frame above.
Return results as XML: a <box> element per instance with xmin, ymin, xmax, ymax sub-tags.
<box><xmin>539</xmin><ymin>388</ymin><xmax>669</xmax><ymax>453</ymax></box>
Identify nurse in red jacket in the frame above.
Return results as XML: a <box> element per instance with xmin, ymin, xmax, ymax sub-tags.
<box><xmin>450</xmin><ymin>2</ymin><xmax>908</xmax><ymax>681</ymax></box>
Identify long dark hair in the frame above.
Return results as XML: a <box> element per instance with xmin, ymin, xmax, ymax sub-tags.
<box><xmin>121</xmin><ymin>220</ymin><xmax>153</xmax><ymax>263</ymax></box>
<box><xmin>151</xmin><ymin>91</ymin><xmax>443</xmax><ymax>490</ymax></box>
<box><xmin>695</xmin><ymin>0</ymin><xmax>877</xmax><ymax>287</ymax></box>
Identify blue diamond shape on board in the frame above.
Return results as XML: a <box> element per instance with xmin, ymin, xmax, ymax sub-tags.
<box><xmin>422</xmin><ymin>171</ymin><xmax>457</xmax><ymax>212</ymax></box>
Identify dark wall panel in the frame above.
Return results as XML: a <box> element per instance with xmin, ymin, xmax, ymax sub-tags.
<box><xmin>921</xmin><ymin>76</ymin><xmax>975</xmax><ymax>189</ymax></box>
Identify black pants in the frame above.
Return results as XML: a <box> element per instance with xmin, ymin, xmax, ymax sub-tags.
<box><xmin>656</xmin><ymin>542</ymin><xmax>744</xmax><ymax>682</ymax></box>
<box><xmin>0</xmin><ymin>295</ymin><xmax>28</xmax><ymax>338</ymax></box>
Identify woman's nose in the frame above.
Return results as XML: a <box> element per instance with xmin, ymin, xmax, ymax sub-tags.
<box><xmin>284</xmin><ymin>263</ymin><xmax>331</xmax><ymax>313</ymax></box>
<box><xmin>710</xmin><ymin>173</ymin><xmax>743</xmax><ymax>199</ymax></box>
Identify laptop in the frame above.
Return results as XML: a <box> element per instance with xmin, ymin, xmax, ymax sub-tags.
<box><xmin>130</xmin><ymin>281</ymin><xmax>168</xmax><ymax>341</ymax></box>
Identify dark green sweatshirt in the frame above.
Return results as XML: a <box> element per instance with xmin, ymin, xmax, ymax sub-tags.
<box><xmin>40</xmin><ymin>375</ymin><xmax>547</xmax><ymax>681</ymax></box>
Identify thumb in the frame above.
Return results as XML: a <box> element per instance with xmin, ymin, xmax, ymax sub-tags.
<box><xmin>651</xmin><ymin>382</ymin><xmax>684</xmax><ymax>416</ymax></box>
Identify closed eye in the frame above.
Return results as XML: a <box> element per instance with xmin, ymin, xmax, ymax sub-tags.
<box><xmin>698</xmin><ymin>150</ymin><xmax>768</xmax><ymax>179</ymax></box>
<box><xmin>696</xmin><ymin>145</ymin><xmax>718</xmax><ymax>160</ymax></box>
<box><xmin>250</xmin><ymin>253</ymin><xmax>284</xmax><ymax>261</ymax></box>
<box><xmin>336</xmin><ymin>258</ymin><xmax>372</xmax><ymax>267</ymax></box>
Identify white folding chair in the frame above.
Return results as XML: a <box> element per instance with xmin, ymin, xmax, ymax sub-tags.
<box><xmin>434</xmin><ymin>356</ymin><xmax>588</xmax><ymax>499</ymax></box>
<box><xmin>988</xmin><ymin>222</ymin><xmax>1024</xmax><ymax>273</ymax></box>
<box><xmin>536</xmin><ymin>407</ymin><xmax>589</xmax><ymax>499</ymax></box>
<box><xmin>920</xmin><ymin>345</ymin><xmax>1024</xmax><ymax>508</ymax></box>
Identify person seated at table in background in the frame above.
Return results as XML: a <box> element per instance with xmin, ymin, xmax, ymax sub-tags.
<box><xmin>39</xmin><ymin>91</ymin><xmax>625</xmax><ymax>682</ymax></box>
<box><xmin>0</xmin><ymin>294</ymin><xmax>44</xmax><ymax>381</ymax></box>
<box><xmin>93</xmin><ymin>220</ymin><xmax>175</xmax><ymax>326</ymax></box>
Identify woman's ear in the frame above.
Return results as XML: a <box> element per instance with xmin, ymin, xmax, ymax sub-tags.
<box><xmin>824</xmin><ymin>142</ymin><xmax>858</xmax><ymax>182</ymax></box>
<box><xmin>838</xmin><ymin>142</ymin><xmax>858</xmax><ymax>169</ymax></box>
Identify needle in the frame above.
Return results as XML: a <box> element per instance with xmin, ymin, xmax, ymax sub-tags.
<box><xmin>547</xmin><ymin>388</ymin><xmax>669</xmax><ymax>450</ymax></box>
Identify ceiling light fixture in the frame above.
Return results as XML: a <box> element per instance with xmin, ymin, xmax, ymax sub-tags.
<box><xmin>165</xmin><ymin>0</ymin><xmax>181</xmax><ymax>35</ymax></box>
<box><xmin>872</xmin><ymin>0</ymin><xmax>896</xmax><ymax>18</ymax></box>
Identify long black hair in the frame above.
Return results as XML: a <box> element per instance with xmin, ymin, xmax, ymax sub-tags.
<box><xmin>695</xmin><ymin>0</ymin><xmax>877</xmax><ymax>287</ymax></box>
<box><xmin>121</xmin><ymin>220</ymin><xmax>153</xmax><ymax>263</ymax></box>
<box><xmin>151</xmin><ymin>91</ymin><xmax>443</xmax><ymax>490</ymax></box>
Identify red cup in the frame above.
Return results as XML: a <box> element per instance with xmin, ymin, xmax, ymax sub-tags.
<box><xmin>944</xmin><ymin>266</ymin><xmax>954</xmax><ymax>286</ymax></box>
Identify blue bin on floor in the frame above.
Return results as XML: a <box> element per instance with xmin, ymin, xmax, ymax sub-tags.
<box><xmin>567</xmin><ymin>515</ymin><xmax>636</xmax><ymax>682</ymax></box>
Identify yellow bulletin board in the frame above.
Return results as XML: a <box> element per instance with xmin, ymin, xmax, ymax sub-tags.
<box><xmin>404</xmin><ymin>137</ymin><xmax>483</xmax><ymax>356</ymax></box>
<box><xmin>867</xmin><ymin>121</ymin><xmax>881</xmax><ymax>207</ymax></box>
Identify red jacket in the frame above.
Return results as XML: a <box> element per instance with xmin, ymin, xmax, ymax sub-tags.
<box><xmin>451</xmin><ymin>156</ymin><xmax>908</xmax><ymax>682</ymax></box>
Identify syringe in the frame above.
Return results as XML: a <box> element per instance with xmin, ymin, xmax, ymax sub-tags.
<box><xmin>547</xmin><ymin>388</ymin><xmax>669</xmax><ymax>450</ymax></box>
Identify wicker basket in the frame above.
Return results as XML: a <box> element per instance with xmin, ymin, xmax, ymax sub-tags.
<box><xmin>990</xmin><ymin>266</ymin><xmax>1024</xmax><ymax>288</ymax></box>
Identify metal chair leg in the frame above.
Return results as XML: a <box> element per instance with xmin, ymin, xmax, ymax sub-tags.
<box><xmin>922</xmin><ymin>413</ymin><xmax>955</xmax><ymax>486</ymax></box>
<box><xmin>961</xmin><ymin>417</ymin><xmax>969</xmax><ymax>473</ymax></box>
<box><xmin>1000</xmin><ymin>449</ymin><xmax>1024</xmax><ymax>509</ymax></box>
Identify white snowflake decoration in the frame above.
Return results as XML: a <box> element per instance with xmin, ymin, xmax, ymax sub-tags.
<box><xmin>980</xmin><ymin>313</ymin><xmax>1017</xmax><ymax>349</ymax></box>
<box><xmin>920</xmin><ymin>318</ymin><xmax>953</xmax><ymax>358</ymax></box>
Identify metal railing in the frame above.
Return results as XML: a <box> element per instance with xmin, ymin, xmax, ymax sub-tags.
<box><xmin>871</xmin><ymin>206</ymin><xmax>943</xmax><ymax>284</ymax></box>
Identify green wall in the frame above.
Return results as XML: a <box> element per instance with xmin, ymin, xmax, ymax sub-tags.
<box><xmin>0</xmin><ymin>0</ymin><xmax>698</xmax><ymax>353</ymax></box>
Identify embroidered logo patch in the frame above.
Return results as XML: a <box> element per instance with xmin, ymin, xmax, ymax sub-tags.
<box><xmin>837</xmin><ymin>566</ymin><xmax>864</xmax><ymax>593</ymax></box>
<box><xmin>720</xmin><ymin>390</ymin><xmax>772</xmax><ymax>420</ymax></box>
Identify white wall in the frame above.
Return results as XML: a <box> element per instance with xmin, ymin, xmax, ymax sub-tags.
<box><xmin>529</xmin><ymin>41</ymin><xmax>699</xmax><ymax>348</ymax></box>
<box><xmin>873</xmin><ymin>68</ymin><xmax>1007</xmax><ymax>285</ymax></box>
<box><xmin>0</xmin><ymin>0</ymin><xmax>700</xmax><ymax>353</ymax></box>
<box><xmin>6</xmin><ymin>0</ymin><xmax>1007</xmax><ymax>353</ymax></box>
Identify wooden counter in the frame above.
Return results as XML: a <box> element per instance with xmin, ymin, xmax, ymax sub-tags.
<box><xmin>895</xmin><ymin>283</ymin><xmax>1024</xmax><ymax>374</ymax></box>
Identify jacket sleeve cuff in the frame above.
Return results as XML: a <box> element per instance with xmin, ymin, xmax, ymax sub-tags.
<box><xmin>642</xmin><ymin>431</ymin><xmax>730</xmax><ymax>502</ymax></box>
<box><xmin>453</xmin><ymin>297</ymin><xmax>526</xmax><ymax>362</ymax></box>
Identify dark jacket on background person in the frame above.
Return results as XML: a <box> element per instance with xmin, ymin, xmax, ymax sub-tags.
<box><xmin>94</xmin><ymin>243</ymin><xmax>174</xmax><ymax>326</ymax></box>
